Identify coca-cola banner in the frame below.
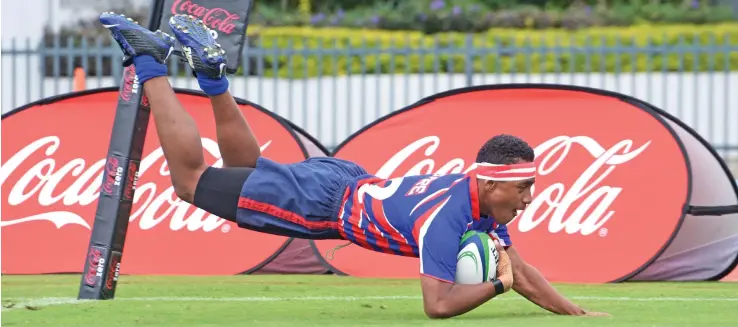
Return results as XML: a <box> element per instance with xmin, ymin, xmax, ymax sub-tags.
<box><xmin>160</xmin><ymin>0</ymin><xmax>254</xmax><ymax>73</ymax></box>
<box><xmin>313</xmin><ymin>85</ymin><xmax>738</xmax><ymax>283</ymax></box>
<box><xmin>1</xmin><ymin>88</ymin><xmax>306</xmax><ymax>275</ymax></box>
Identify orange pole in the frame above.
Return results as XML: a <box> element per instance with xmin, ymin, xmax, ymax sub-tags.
<box><xmin>72</xmin><ymin>67</ymin><xmax>86</xmax><ymax>91</ymax></box>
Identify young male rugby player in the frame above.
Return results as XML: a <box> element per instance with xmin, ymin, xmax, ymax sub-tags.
<box><xmin>100</xmin><ymin>12</ymin><xmax>609</xmax><ymax>319</ymax></box>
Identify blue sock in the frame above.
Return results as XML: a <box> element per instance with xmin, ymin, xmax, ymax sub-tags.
<box><xmin>132</xmin><ymin>55</ymin><xmax>167</xmax><ymax>84</ymax></box>
<box><xmin>197</xmin><ymin>74</ymin><xmax>229</xmax><ymax>96</ymax></box>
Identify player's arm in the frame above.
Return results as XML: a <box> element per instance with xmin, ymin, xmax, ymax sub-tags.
<box><xmin>506</xmin><ymin>246</ymin><xmax>609</xmax><ymax>316</ymax></box>
<box><xmin>420</xmin><ymin>241</ymin><xmax>513</xmax><ymax>319</ymax></box>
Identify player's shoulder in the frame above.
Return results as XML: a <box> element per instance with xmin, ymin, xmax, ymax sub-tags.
<box><xmin>351</xmin><ymin>172</ymin><xmax>474</xmax><ymax>205</ymax></box>
<box><xmin>400</xmin><ymin>172</ymin><xmax>468</xmax><ymax>194</ymax></box>
<box><xmin>355</xmin><ymin>171</ymin><xmax>462</xmax><ymax>184</ymax></box>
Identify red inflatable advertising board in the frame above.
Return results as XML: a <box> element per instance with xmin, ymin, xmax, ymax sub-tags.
<box><xmin>313</xmin><ymin>85</ymin><xmax>738</xmax><ymax>283</ymax></box>
<box><xmin>1</xmin><ymin>88</ymin><xmax>305</xmax><ymax>275</ymax></box>
<box><xmin>4</xmin><ymin>85</ymin><xmax>736</xmax><ymax>284</ymax></box>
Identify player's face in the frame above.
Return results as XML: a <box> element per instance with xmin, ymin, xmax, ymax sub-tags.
<box><xmin>481</xmin><ymin>178</ymin><xmax>534</xmax><ymax>224</ymax></box>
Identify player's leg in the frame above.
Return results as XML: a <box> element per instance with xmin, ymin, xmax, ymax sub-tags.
<box><xmin>99</xmin><ymin>13</ymin><xmax>199</xmax><ymax>200</ymax></box>
<box><xmin>100</xmin><ymin>12</ymin><xmax>257</xmax><ymax>223</ymax></box>
<box><xmin>209</xmin><ymin>91</ymin><xmax>261</xmax><ymax>168</ymax></box>
<box><xmin>141</xmin><ymin>76</ymin><xmax>209</xmax><ymax>202</ymax></box>
<box><xmin>169</xmin><ymin>15</ymin><xmax>261</xmax><ymax>168</ymax></box>
<box><xmin>143</xmin><ymin>78</ymin><xmax>255</xmax><ymax>219</ymax></box>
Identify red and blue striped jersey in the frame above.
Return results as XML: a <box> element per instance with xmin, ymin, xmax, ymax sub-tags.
<box><xmin>337</xmin><ymin>172</ymin><xmax>513</xmax><ymax>283</ymax></box>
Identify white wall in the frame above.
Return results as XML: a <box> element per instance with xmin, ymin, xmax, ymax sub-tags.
<box><xmin>2</xmin><ymin>71</ymin><xmax>737</xmax><ymax>152</ymax></box>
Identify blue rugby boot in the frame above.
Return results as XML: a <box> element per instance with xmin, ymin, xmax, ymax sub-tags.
<box><xmin>99</xmin><ymin>12</ymin><xmax>175</xmax><ymax>66</ymax></box>
<box><xmin>168</xmin><ymin>14</ymin><xmax>228</xmax><ymax>79</ymax></box>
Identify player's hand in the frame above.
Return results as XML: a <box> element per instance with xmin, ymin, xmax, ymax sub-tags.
<box><xmin>494</xmin><ymin>241</ymin><xmax>513</xmax><ymax>292</ymax></box>
<box><xmin>584</xmin><ymin>311</ymin><xmax>612</xmax><ymax>317</ymax></box>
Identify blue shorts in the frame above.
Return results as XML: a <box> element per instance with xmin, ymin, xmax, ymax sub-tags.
<box><xmin>236</xmin><ymin>156</ymin><xmax>369</xmax><ymax>239</ymax></box>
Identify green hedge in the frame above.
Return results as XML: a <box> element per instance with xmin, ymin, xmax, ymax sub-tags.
<box><xmin>238</xmin><ymin>24</ymin><xmax>738</xmax><ymax>77</ymax></box>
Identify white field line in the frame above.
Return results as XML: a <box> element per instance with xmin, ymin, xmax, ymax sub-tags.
<box><xmin>3</xmin><ymin>295</ymin><xmax>738</xmax><ymax>311</ymax></box>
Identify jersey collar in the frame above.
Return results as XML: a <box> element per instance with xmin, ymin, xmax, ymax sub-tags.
<box><xmin>466</xmin><ymin>172</ymin><xmax>481</xmax><ymax>220</ymax></box>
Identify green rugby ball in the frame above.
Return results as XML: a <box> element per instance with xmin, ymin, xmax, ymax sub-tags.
<box><xmin>455</xmin><ymin>231</ymin><xmax>499</xmax><ymax>284</ymax></box>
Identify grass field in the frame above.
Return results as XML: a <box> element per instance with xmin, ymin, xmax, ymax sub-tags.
<box><xmin>2</xmin><ymin>275</ymin><xmax>738</xmax><ymax>326</ymax></box>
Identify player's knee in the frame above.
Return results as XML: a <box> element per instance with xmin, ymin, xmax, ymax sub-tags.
<box><xmin>171</xmin><ymin>167</ymin><xmax>206</xmax><ymax>204</ymax></box>
<box><xmin>172</xmin><ymin>181</ymin><xmax>196</xmax><ymax>203</ymax></box>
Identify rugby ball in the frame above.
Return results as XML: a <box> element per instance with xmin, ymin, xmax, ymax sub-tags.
<box><xmin>455</xmin><ymin>231</ymin><xmax>499</xmax><ymax>284</ymax></box>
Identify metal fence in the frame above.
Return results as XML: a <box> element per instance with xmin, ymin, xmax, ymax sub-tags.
<box><xmin>2</xmin><ymin>36</ymin><xmax>737</xmax><ymax>170</ymax></box>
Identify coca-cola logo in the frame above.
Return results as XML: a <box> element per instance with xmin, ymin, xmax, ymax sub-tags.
<box><xmin>101</xmin><ymin>155</ymin><xmax>122</xmax><ymax>196</ymax></box>
<box><xmin>314</xmin><ymin>88</ymin><xmax>689</xmax><ymax>283</ymax></box>
<box><xmin>120</xmin><ymin>66</ymin><xmax>139</xmax><ymax>102</ymax></box>
<box><xmin>170</xmin><ymin>0</ymin><xmax>240</xmax><ymax>35</ymax></box>
<box><xmin>105</xmin><ymin>254</ymin><xmax>121</xmax><ymax>290</ymax></box>
<box><xmin>1</xmin><ymin>91</ymin><xmax>307</xmax><ymax>275</ymax></box>
<box><xmin>1</xmin><ymin>136</ymin><xmax>271</xmax><ymax>231</ymax></box>
<box><xmin>123</xmin><ymin>161</ymin><xmax>139</xmax><ymax>202</ymax></box>
<box><xmin>374</xmin><ymin>135</ymin><xmax>650</xmax><ymax>236</ymax></box>
<box><xmin>83</xmin><ymin>247</ymin><xmax>103</xmax><ymax>286</ymax></box>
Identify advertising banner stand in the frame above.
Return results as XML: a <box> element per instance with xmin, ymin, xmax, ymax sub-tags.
<box><xmin>312</xmin><ymin>84</ymin><xmax>738</xmax><ymax>283</ymax></box>
<box><xmin>627</xmin><ymin>102</ymin><xmax>738</xmax><ymax>281</ymax></box>
<box><xmin>3</xmin><ymin>84</ymin><xmax>736</xmax><ymax>284</ymax></box>
<box><xmin>1</xmin><ymin>88</ymin><xmax>312</xmax><ymax>282</ymax></box>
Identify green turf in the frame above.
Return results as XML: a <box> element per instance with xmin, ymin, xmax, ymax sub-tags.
<box><xmin>2</xmin><ymin>275</ymin><xmax>737</xmax><ymax>326</ymax></box>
